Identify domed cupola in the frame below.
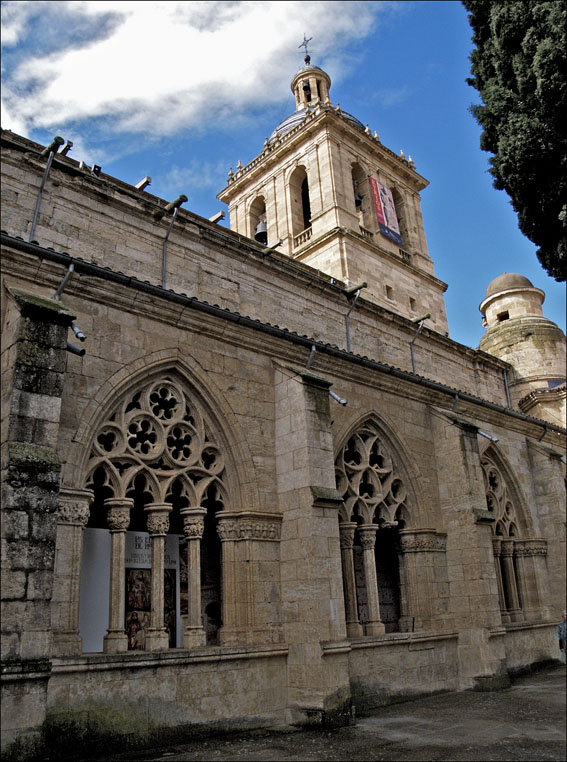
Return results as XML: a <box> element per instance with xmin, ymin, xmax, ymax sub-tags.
<box><xmin>291</xmin><ymin>54</ymin><xmax>331</xmax><ymax>109</ymax></box>
<box><xmin>269</xmin><ymin>54</ymin><xmax>364</xmax><ymax>144</ymax></box>
<box><xmin>479</xmin><ymin>273</ymin><xmax>566</xmax><ymax>426</ymax></box>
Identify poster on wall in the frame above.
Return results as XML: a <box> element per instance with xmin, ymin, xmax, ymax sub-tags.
<box><xmin>124</xmin><ymin>532</ymin><xmax>181</xmax><ymax>649</ymax></box>
<box><xmin>369</xmin><ymin>177</ymin><xmax>403</xmax><ymax>246</ymax></box>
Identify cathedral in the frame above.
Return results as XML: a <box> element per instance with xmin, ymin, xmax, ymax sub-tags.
<box><xmin>1</xmin><ymin>53</ymin><xmax>565</xmax><ymax>758</ymax></box>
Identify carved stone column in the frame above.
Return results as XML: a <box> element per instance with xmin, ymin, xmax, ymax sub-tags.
<box><xmin>180</xmin><ymin>507</ymin><xmax>207</xmax><ymax>649</ymax></box>
<box><xmin>491</xmin><ymin>538</ymin><xmax>509</xmax><ymax>623</ymax></box>
<box><xmin>144</xmin><ymin>503</ymin><xmax>171</xmax><ymax>650</ymax></box>
<box><xmin>358</xmin><ymin>524</ymin><xmax>385</xmax><ymax>636</ymax></box>
<box><xmin>500</xmin><ymin>539</ymin><xmax>523</xmax><ymax>622</ymax></box>
<box><xmin>513</xmin><ymin>539</ymin><xmax>549</xmax><ymax>622</ymax></box>
<box><xmin>339</xmin><ymin>522</ymin><xmax>363</xmax><ymax>638</ymax></box>
<box><xmin>52</xmin><ymin>487</ymin><xmax>93</xmax><ymax>656</ymax></box>
<box><xmin>103</xmin><ymin>497</ymin><xmax>132</xmax><ymax>653</ymax></box>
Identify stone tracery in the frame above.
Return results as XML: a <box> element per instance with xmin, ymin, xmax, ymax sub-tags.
<box><xmin>335</xmin><ymin>422</ymin><xmax>412</xmax><ymax>636</ymax></box>
<box><xmin>481</xmin><ymin>449</ymin><xmax>547</xmax><ymax>623</ymax></box>
<box><xmin>84</xmin><ymin>376</ymin><xmax>228</xmax><ymax>652</ymax></box>
<box><xmin>87</xmin><ymin>377</ymin><xmax>227</xmax><ymax>507</ymax></box>
<box><xmin>335</xmin><ymin>423</ymin><xmax>408</xmax><ymax>526</ymax></box>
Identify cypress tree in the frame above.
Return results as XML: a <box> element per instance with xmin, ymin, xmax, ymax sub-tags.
<box><xmin>463</xmin><ymin>0</ymin><xmax>566</xmax><ymax>281</ymax></box>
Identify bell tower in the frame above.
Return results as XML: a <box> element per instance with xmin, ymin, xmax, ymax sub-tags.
<box><xmin>217</xmin><ymin>52</ymin><xmax>449</xmax><ymax>332</ymax></box>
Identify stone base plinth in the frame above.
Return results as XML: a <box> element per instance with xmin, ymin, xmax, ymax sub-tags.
<box><xmin>365</xmin><ymin>621</ymin><xmax>386</xmax><ymax>636</ymax></box>
<box><xmin>103</xmin><ymin>631</ymin><xmax>128</xmax><ymax>654</ymax></box>
<box><xmin>145</xmin><ymin>629</ymin><xmax>169</xmax><ymax>651</ymax></box>
<box><xmin>183</xmin><ymin>627</ymin><xmax>206</xmax><ymax>649</ymax></box>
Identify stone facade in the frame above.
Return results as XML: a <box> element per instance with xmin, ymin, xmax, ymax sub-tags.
<box><xmin>1</xmin><ymin>57</ymin><xmax>565</xmax><ymax>758</ymax></box>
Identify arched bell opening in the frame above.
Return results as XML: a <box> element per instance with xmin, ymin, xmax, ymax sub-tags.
<box><xmin>249</xmin><ymin>195</ymin><xmax>267</xmax><ymax>245</ymax></box>
<box><xmin>351</xmin><ymin>163</ymin><xmax>372</xmax><ymax>231</ymax></box>
<box><xmin>289</xmin><ymin>166</ymin><xmax>311</xmax><ymax>239</ymax></box>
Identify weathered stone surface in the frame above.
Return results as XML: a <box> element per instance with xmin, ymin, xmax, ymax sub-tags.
<box><xmin>0</xmin><ymin>69</ymin><xmax>565</xmax><ymax>758</ymax></box>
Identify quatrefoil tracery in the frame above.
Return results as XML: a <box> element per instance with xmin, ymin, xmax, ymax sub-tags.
<box><xmin>88</xmin><ymin>378</ymin><xmax>226</xmax><ymax>505</ymax></box>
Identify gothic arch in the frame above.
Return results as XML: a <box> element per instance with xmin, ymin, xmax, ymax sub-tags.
<box><xmin>480</xmin><ymin>443</ymin><xmax>547</xmax><ymax>623</ymax></box>
<box><xmin>334</xmin><ymin>412</ymin><xmax>441</xmax><ymax>636</ymax></box>
<box><xmin>350</xmin><ymin>161</ymin><xmax>373</xmax><ymax>231</ymax></box>
<box><xmin>334</xmin><ymin>411</ymin><xmax>423</xmax><ymax>528</ymax></box>
<box><xmin>63</xmin><ymin>348</ymin><xmax>259</xmax><ymax>514</ymax></box>
<box><xmin>479</xmin><ymin>443</ymin><xmax>531</xmax><ymax>536</ymax></box>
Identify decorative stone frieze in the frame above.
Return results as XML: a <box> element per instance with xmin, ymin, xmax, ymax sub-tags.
<box><xmin>514</xmin><ymin>539</ymin><xmax>547</xmax><ymax>557</ymax></box>
<box><xmin>216</xmin><ymin>512</ymin><xmax>282</xmax><ymax>542</ymax></box>
<box><xmin>399</xmin><ymin>529</ymin><xmax>447</xmax><ymax>553</ymax></box>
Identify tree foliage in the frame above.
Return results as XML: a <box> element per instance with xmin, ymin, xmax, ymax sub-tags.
<box><xmin>463</xmin><ymin>0</ymin><xmax>567</xmax><ymax>281</ymax></box>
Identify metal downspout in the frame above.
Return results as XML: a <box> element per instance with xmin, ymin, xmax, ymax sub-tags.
<box><xmin>162</xmin><ymin>208</ymin><xmax>179</xmax><ymax>289</ymax></box>
<box><xmin>345</xmin><ymin>290</ymin><xmax>363</xmax><ymax>353</ymax></box>
<box><xmin>29</xmin><ymin>136</ymin><xmax>65</xmax><ymax>242</ymax></box>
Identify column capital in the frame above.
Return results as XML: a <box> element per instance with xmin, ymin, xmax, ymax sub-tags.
<box><xmin>58</xmin><ymin>487</ymin><xmax>94</xmax><ymax>526</ymax></box>
<box><xmin>144</xmin><ymin>503</ymin><xmax>172</xmax><ymax>536</ymax></box>
<box><xmin>105</xmin><ymin>498</ymin><xmax>133</xmax><ymax>532</ymax></box>
<box><xmin>492</xmin><ymin>536</ymin><xmax>502</xmax><ymax>554</ymax></box>
<box><xmin>339</xmin><ymin>521</ymin><xmax>357</xmax><ymax>549</ymax></box>
<box><xmin>358</xmin><ymin>523</ymin><xmax>378</xmax><ymax>549</ymax></box>
<box><xmin>500</xmin><ymin>538</ymin><xmax>515</xmax><ymax>557</ymax></box>
<box><xmin>181</xmin><ymin>507</ymin><xmax>207</xmax><ymax>539</ymax></box>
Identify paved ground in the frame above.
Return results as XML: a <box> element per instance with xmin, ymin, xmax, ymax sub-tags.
<box><xmin>109</xmin><ymin>664</ymin><xmax>566</xmax><ymax>762</ymax></box>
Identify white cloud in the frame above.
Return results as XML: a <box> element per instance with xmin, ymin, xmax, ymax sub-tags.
<box><xmin>0</xmin><ymin>1</ymin><xmax>40</xmax><ymax>46</ymax></box>
<box><xmin>1</xmin><ymin>1</ymin><xmax>390</xmax><ymax>137</ymax></box>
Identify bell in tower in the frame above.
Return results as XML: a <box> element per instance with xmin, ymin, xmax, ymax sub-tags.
<box><xmin>254</xmin><ymin>214</ymin><xmax>267</xmax><ymax>245</ymax></box>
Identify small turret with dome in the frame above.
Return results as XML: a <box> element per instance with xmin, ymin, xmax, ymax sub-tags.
<box><xmin>479</xmin><ymin>273</ymin><xmax>566</xmax><ymax>426</ymax></box>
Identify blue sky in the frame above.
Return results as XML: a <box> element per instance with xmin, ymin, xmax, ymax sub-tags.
<box><xmin>1</xmin><ymin>0</ymin><xmax>565</xmax><ymax>349</ymax></box>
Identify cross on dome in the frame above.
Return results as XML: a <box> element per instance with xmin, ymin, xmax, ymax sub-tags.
<box><xmin>298</xmin><ymin>33</ymin><xmax>312</xmax><ymax>63</ymax></box>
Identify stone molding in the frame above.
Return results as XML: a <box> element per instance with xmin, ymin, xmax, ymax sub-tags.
<box><xmin>399</xmin><ymin>529</ymin><xmax>447</xmax><ymax>553</ymax></box>
<box><xmin>216</xmin><ymin>511</ymin><xmax>282</xmax><ymax>542</ymax></box>
<box><xmin>58</xmin><ymin>487</ymin><xmax>94</xmax><ymax>526</ymax></box>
